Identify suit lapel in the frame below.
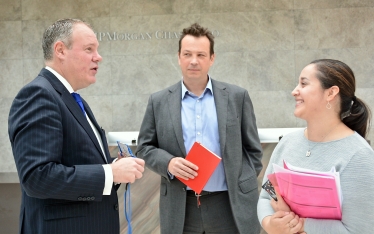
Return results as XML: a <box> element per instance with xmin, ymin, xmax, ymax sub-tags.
<box><xmin>62</xmin><ymin>94</ymin><xmax>107</xmax><ymax>163</ymax></box>
<box><xmin>84</xmin><ymin>102</ymin><xmax>110</xmax><ymax>163</ymax></box>
<box><xmin>212</xmin><ymin>79</ymin><xmax>228</xmax><ymax>157</ymax></box>
<box><xmin>40</xmin><ymin>69</ymin><xmax>108</xmax><ymax>163</ymax></box>
<box><xmin>167</xmin><ymin>82</ymin><xmax>186</xmax><ymax>156</ymax></box>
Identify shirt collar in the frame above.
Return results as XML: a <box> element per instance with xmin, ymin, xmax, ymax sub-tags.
<box><xmin>181</xmin><ymin>75</ymin><xmax>213</xmax><ymax>99</ymax></box>
<box><xmin>45</xmin><ymin>66</ymin><xmax>74</xmax><ymax>94</ymax></box>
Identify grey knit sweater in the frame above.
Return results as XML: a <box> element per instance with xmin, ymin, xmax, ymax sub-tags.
<box><xmin>257</xmin><ymin>129</ymin><xmax>374</xmax><ymax>234</ymax></box>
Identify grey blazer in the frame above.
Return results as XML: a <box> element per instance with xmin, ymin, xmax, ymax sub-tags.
<box><xmin>136</xmin><ymin>79</ymin><xmax>263</xmax><ymax>234</ymax></box>
<box><xmin>8</xmin><ymin>68</ymin><xmax>119</xmax><ymax>234</ymax></box>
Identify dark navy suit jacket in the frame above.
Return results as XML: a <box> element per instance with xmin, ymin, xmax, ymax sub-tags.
<box><xmin>8</xmin><ymin>68</ymin><xmax>120</xmax><ymax>234</ymax></box>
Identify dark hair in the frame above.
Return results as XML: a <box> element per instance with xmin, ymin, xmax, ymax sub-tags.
<box><xmin>178</xmin><ymin>23</ymin><xmax>214</xmax><ymax>56</ymax></box>
<box><xmin>310</xmin><ymin>59</ymin><xmax>371</xmax><ymax>138</ymax></box>
<box><xmin>42</xmin><ymin>18</ymin><xmax>92</xmax><ymax>61</ymax></box>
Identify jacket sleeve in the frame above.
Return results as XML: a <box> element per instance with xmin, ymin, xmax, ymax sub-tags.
<box><xmin>8</xmin><ymin>83</ymin><xmax>106</xmax><ymax>201</ymax></box>
<box><xmin>241</xmin><ymin>90</ymin><xmax>263</xmax><ymax>176</ymax></box>
<box><xmin>135</xmin><ymin>94</ymin><xmax>175</xmax><ymax>180</ymax></box>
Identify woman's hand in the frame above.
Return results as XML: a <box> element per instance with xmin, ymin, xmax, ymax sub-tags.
<box><xmin>267</xmin><ymin>189</ymin><xmax>305</xmax><ymax>233</ymax></box>
<box><xmin>261</xmin><ymin>211</ymin><xmax>293</xmax><ymax>234</ymax></box>
<box><xmin>270</xmin><ymin>188</ymin><xmax>291</xmax><ymax>212</ymax></box>
<box><xmin>262</xmin><ymin>211</ymin><xmax>305</xmax><ymax>234</ymax></box>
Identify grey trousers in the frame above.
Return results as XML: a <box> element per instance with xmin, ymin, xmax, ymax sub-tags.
<box><xmin>183</xmin><ymin>191</ymin><xmax>239</xmax><ymax>234</ymax></box>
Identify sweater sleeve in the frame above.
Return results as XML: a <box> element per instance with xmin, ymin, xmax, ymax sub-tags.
<box><xmin>257</xmin><ymin>139</ymin><xmax>284</xmax><ymax>224</ymax></box>
<box><xmin>304</xmin><ymin>147</ymin><xmax>374</xmax><ymax>234</ymax></box>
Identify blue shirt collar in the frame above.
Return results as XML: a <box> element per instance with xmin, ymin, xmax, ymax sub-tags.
<box><xmin>181</xmin><ymin>75</ymin><xmax>213</xmax><ymax>99</ymax></box>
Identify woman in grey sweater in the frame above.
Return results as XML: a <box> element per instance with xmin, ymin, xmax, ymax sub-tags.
<box><xmin>257</xmin><ymin>59</ymin><xmax>374</xmax><ymax>234</ymax></box>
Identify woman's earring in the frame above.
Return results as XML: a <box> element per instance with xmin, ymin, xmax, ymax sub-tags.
<box><xmin>326</xmin><ymin>101</ymin><xmax>331</xmax><ymax>109</ymax></box>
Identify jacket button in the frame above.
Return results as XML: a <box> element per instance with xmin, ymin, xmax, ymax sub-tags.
<box><xmin>90</xmin><ymin>196</ymin><xmax>95</xmax><ymax>201</ymax></box>
<box><xmin>114</xmin><ymin>204</ymin><xmax>119</xmax><ymax>210</ymax></box>
<box><xmin>78</xmin><ymin>197</ymin><xmax>82</xmax><ymax>201</ymax></box>
<box><xmin>82</xmin><ymin>197</ymin><xmax>87</xmax><ymax>201</ymax></box>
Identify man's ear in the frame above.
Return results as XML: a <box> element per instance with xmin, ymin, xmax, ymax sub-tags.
<box><xmin>210</xmin><ymin>53</ymin><xmax>215</xmax><ymax>66</ymax></box>
<box><xmin>54</xmin><ymin>41</ymin><xmax>66</xmax><ymax>59</ymax></box>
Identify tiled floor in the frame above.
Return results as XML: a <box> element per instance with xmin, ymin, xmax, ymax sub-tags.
<box><xmin>0</xmin><ymin>143</ymin><xmax>276</xmax><ymax>234</ymax></box>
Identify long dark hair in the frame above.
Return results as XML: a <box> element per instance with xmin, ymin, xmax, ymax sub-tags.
<box><xmin>310</xmin><ymin>59</ymin><xmax>371</xmax><ymax>138</ymax></box>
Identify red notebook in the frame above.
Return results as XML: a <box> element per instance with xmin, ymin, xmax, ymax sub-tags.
<box><xmin>176</xmin><ymin>142</ymin><xmax>222</xmax><ymax>194</ymax></box>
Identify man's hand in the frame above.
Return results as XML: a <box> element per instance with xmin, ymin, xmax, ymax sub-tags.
<box><xmin>111</xmin><ymin>157</ymin><xmax>145</xmax><ymax>183</ymax></box>
<box><xmin>117</xmin><ymin>151</ymin><xmax>125</xmax><ymax>159</ymax></box>
<box><xmin>168</xmin><ymin>157</ymin><xmax>198</xmax><ymax>180</ymax></box>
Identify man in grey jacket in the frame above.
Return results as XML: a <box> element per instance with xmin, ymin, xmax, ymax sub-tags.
<box><xmin>136</xmin><ymin>23</ymin><xmax>262</xmax><ymax>234</ymax></box>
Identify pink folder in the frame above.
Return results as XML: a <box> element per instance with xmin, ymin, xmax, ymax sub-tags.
<box><xmin>268</xmin><ymin>161</ymin><xmax>342</xmax><ymax>220</ymax></box>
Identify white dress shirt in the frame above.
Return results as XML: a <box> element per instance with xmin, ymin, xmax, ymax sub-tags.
<box><xmin>45</xmin><ymin>66</ymin><xmax>113</xmax><ymax>195</ymax></box>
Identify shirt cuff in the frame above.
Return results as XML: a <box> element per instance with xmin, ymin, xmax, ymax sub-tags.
<box><xmin>167</xmin><ymin>170</ymin><xmax>174</xmax><ymax>179</ymax></box>
<box><xmin>102</xmin><ymin>164</ymin><xmax>113</xmax><ymax>195</ymax></box>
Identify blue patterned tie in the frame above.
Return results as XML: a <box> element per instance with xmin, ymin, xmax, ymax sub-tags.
<box><xmin>71</xmin><ymin>93</ymin><xmax>86</xmax><ymax>116</ymax></box>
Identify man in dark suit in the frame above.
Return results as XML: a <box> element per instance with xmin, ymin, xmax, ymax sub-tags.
<box><xmin>136</xmin><ymin>23</ymin><xmax>263</xmax><ymax>234</ymax></box>
<box><xmin>8</xmin><ymin>18</ymin><xmax>145</xmax><ymax>234</ymax></box>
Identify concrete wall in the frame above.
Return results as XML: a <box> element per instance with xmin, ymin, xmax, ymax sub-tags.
<box><xmin>2</xmin><ymin>0</ymin><xmax>374</xmax><ymax>174</ymax></box>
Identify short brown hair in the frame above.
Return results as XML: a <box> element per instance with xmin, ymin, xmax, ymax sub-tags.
<box><xmin>178</xmin><ymin>23</ymin><xmax>215</xmax><ymax>56</ymax></box>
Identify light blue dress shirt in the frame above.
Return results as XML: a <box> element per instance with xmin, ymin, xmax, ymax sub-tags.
<box><xmin>181</xmin><ymin>76</ymin><xmax>227</xmax><ymax>192</ymax></box>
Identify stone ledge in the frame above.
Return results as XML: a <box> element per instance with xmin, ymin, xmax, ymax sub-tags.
<box><xmin>0</xmin><ymin>172</ymin><xmax>19</xmax><ymax>183</ymax></box>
